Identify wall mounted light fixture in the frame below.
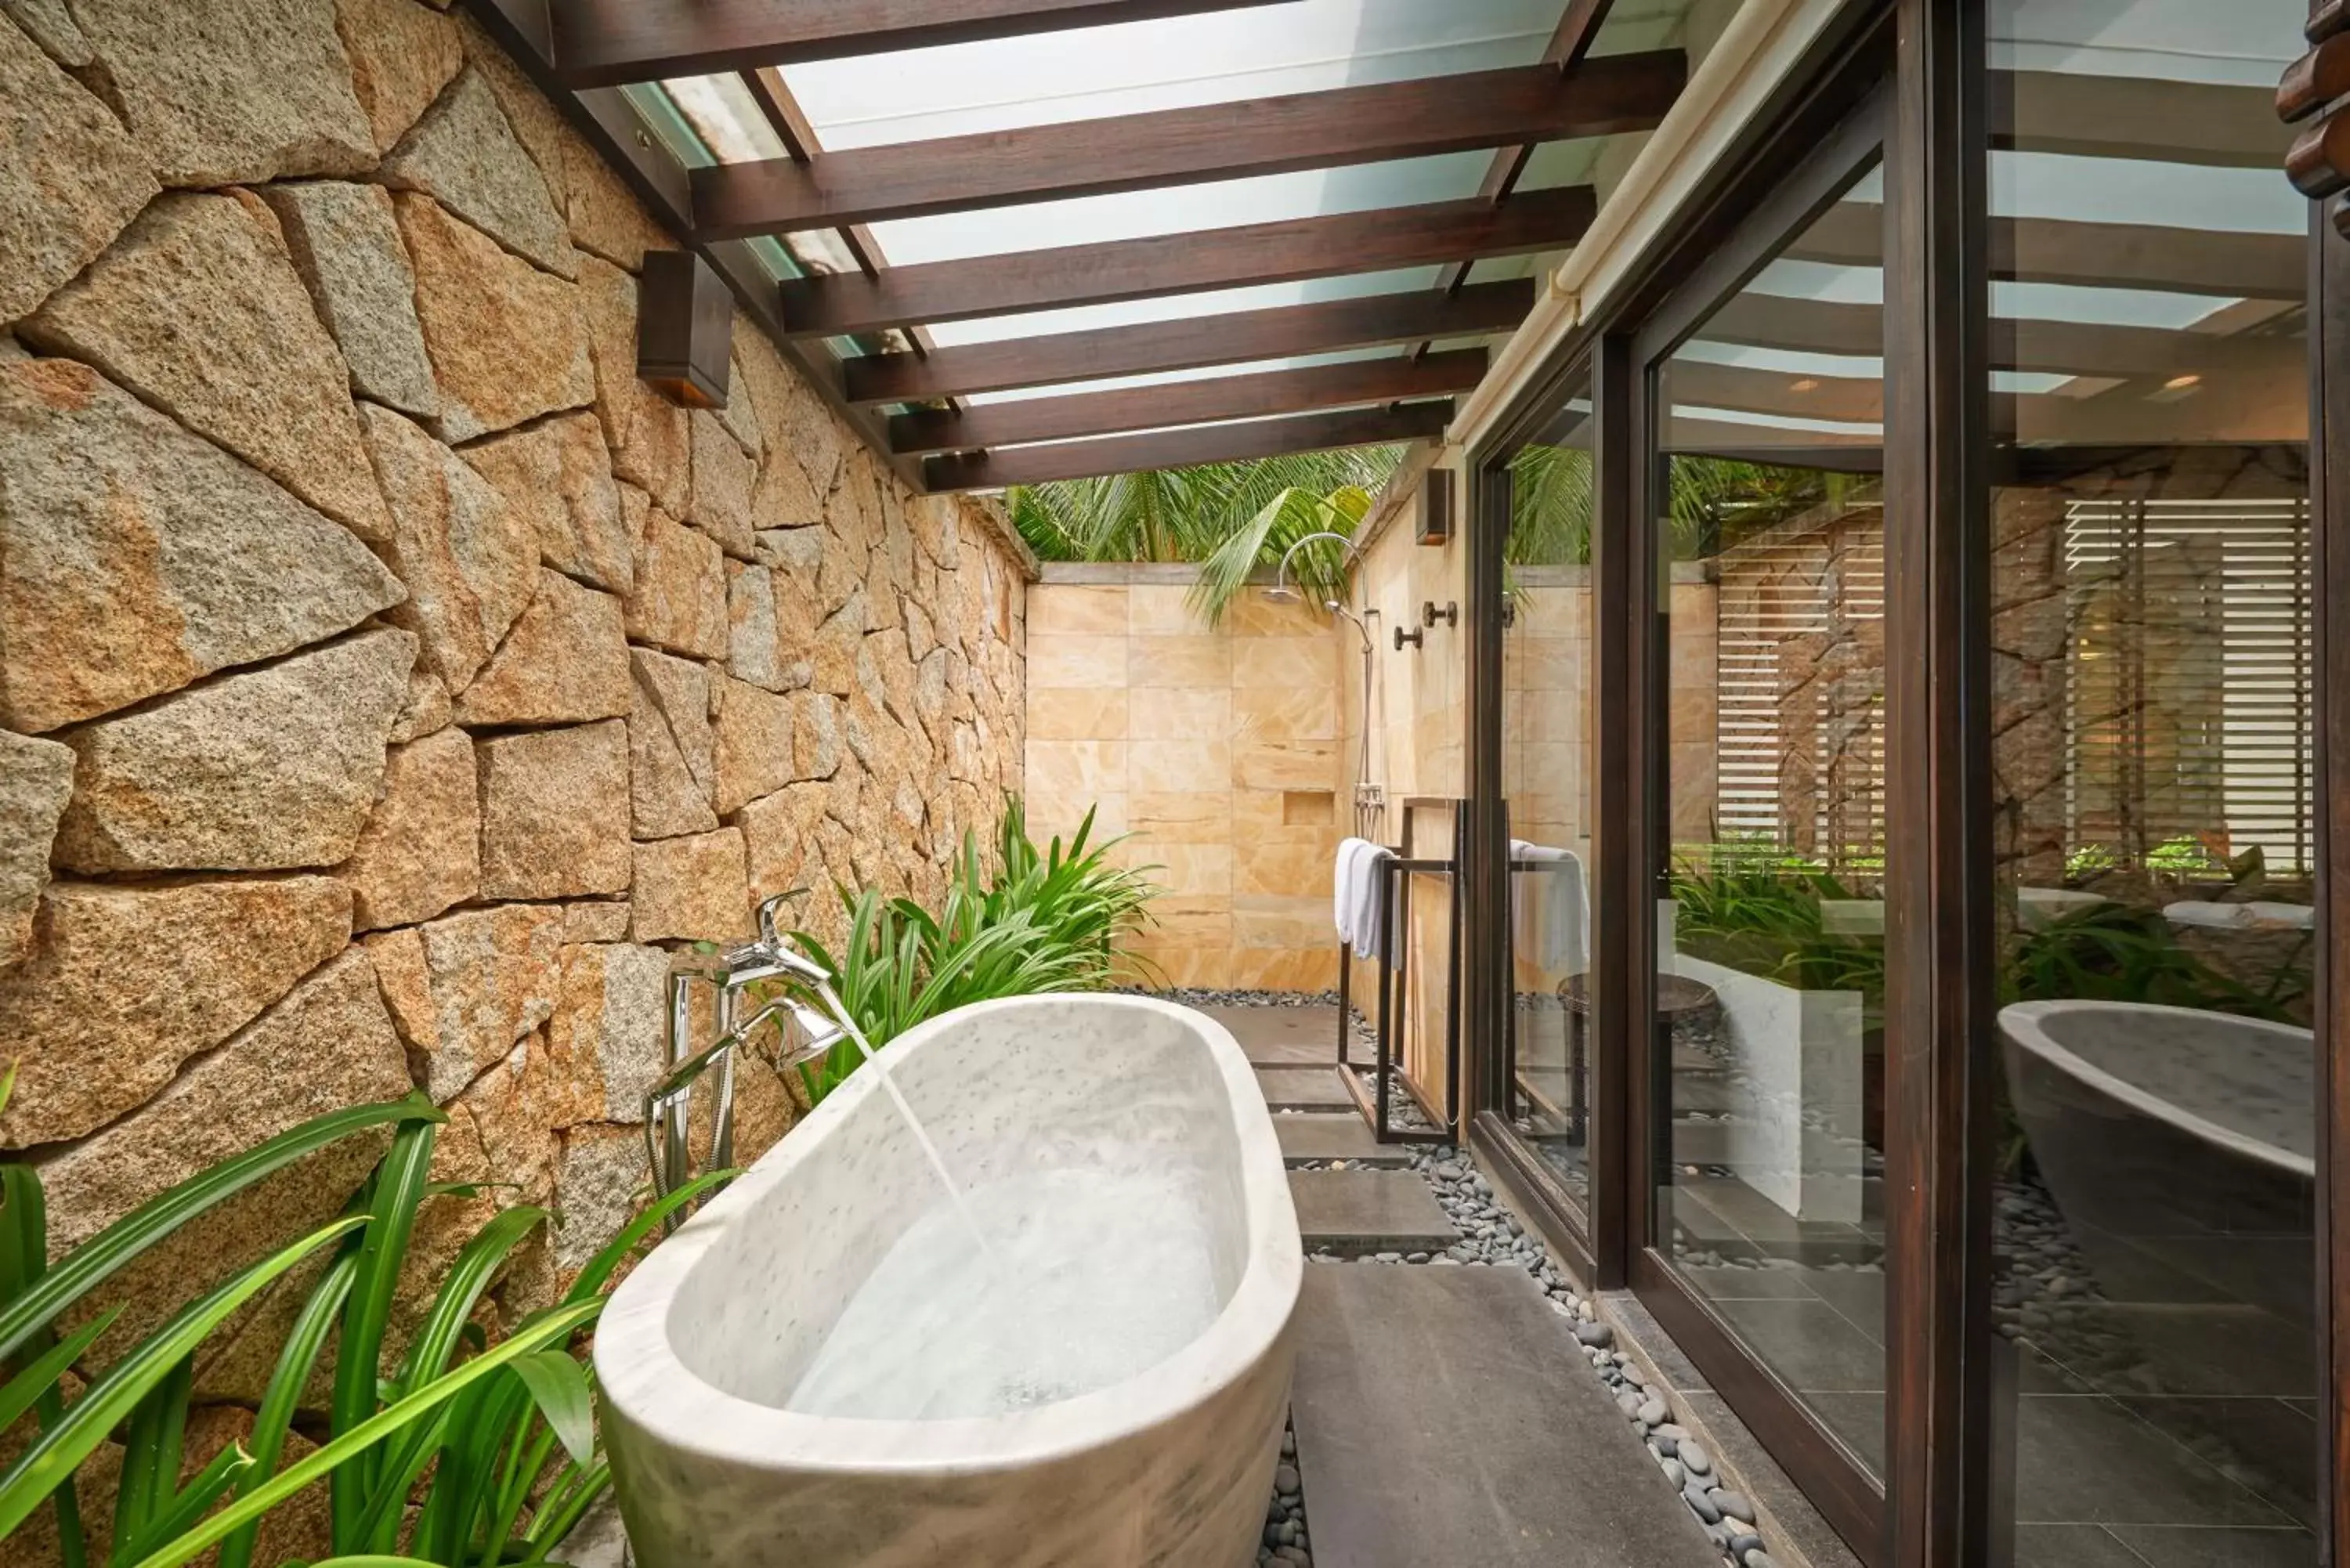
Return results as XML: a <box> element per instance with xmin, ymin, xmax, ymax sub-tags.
<box><xmin>637</xmin><ymin>251</ymin><xmax>735</xmax><ymax>408</ymax></box>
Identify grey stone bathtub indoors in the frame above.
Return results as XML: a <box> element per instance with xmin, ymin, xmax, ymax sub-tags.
<box><xmin>1999</xmin><ymin>998</ymin><xmax>2316</xmax><ymax>1508</ymax></box>
<box><xmin>596</xmin><ymin>995</ymin><xmax>1304</xmax><ymax>1568</ymax></box>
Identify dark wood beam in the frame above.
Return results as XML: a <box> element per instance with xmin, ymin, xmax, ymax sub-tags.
<box><xmin>1424</xmin><ymin>0</ymin><xmax>1619</xmax><ymax>331</ymax></box>
<box><xmin>924</xmin><ymin>401</ymin><xmax>1454</xmax><ymax>490</ymax></box>
<box><xmin>888</xmin><ymin>349</ymin><xmax>1488</xmax><ymax>453</ymax></box>
<box><xmin>1696</xmin><ymin>292</ymin><xmax>2301</xmax><ymax>379</ymax></box>
<box><xmin>1998</xmin><ymin>68</ymin><xmax>2287</xmax><ymax>169</ymax></box>
<box><xmin>1790</xmin><ymin>202</ymin><xmax>2305</xmax><ymax>298</ymax></box>
<box><xmin>545</xmin><ymin>0</ymin><xmax>1301</xmax><ymax>88</ymax></box>
<box><xmin>690</xmin><ymin>51</ymin><xmax>1683</xmax><ymax>235</ymax></box>
<box><xmin>779</xmin><ymin>186</ymin><xmax>1596</xmax><ymax>338</ymax></box>
<box><xmin>844</xmin><ymin>280</ymin><xmax>1532</xmax><ymax>404</ymax></box>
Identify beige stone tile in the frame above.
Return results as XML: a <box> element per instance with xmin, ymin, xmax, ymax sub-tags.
<box><xmin>1129</xmin><ymin>686</ymin><xmax>1228</xmax><ymax>743</ymax></box>
<box><xmin>1130</xmin><ymin>634</ymin><xmax>1230</xmax><ymax>689</ymax></box>
<box><xmin>1668</xmin><ymin>742</ymin><xmax>1716</xmax><ymax>844</ymax></box>
<box><xmin>1025</xmin><ymin>738</ymin><xmax>1126</xmax><ymax>802</ymax></box>
<box><xmin>1126</xmin><ymin>583</ymin><xmax>1198</xmax><ymax>635</ymax></box>
<box><xmin>1513</xmin><ymin>580</ymin><xmax>1592</xmax><ymax>637</ymax></box>
<box><xmin>1141</xmin><ymin>896</ymin><xmax>1231</xmax><ymax>950</ymax></box>
<box><xmin>1234</xmin><ymin>787</ymin><xmax>1335</xmax><ymax>842</ymax></box>
<box><xmin>1234</xmin><ymin>635</ymin><xmax>1335</xmax><ymax>688</ymax></box>
<box><xmin>1234</xmin><ymin>841</ymin><xmax>1332</xmax><ymax>899</ymax></box>
<box><xmin>1028</xmin><ymin>633</ymin><xmax>1126</xmax><ymax>688</ymax></box>
<box><xmin>1026</xmin><ymin>788</ymin><xmax>1125</xmax><ymax>844</ymax></box>
<box><xmin>1130</xmin><ymin>790</ymin><xmax>1232</xmax><ymax>845</ymax></box>
<box><xmin>1130</xmin><ymin>737</ymin><xmax>1231</xmax><ymax>794</ymax></box>
<box><xmin>1230</xmin><ymin>948</ymin><xmax>1339</xmax><ymax>993</ymax></box>
<box><xmin>1669</xmin><ymin>673</ymin><xmax>1716</xmax><ymax>745</ymax></box>
<box><xmin>1233</xmin><ymin>684</ymin><xmax>1337</xmax><ymax>742</ymax></box>
<box><xmin>1121</xmin><ymin>943</ymin><xmax>1231</xmax><ymax>989</ymax></box>
<box><xmin>1234</xmin><ymin>894</ymin><xmax>1333</xmax><ymax>951</ymax></box>
<box><xmin>1226</xmin><ymin>590</ymin><xmax>1329</xmax><ymax>638</ymax></box>
<box><xmin>1028</xmin><ymin>686</ymin><xmax>1128</xmax><ymax>742</ymax></box>
<box><xmin>1139</xmin><ymin>843</ymin><xmax>1232</xmax><ymax>898</ymax></box>
<box><xmin>1028</xmin><ymin>585</ymin><xmax>1129</xmax><ymax>636</ymax></box>
<box><xmin>1233</xmin><ymin>737</ymin><xmax>1342</xmax><ymax>793</ymax></box>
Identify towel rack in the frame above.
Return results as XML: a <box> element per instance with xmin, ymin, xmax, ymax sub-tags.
<box><xmin>1334</xmin><ymin>797</ymin><xmax>1466</xmax><ymax>1144</ymax></box>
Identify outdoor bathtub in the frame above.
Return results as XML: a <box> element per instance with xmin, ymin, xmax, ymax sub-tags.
<box><xmin>596</xmin><ymin>994</ymin><xmax>1303</xmax><ymax>1568</ymax></box>
<box><xmin>1999</xmin><ymin>999</ymin><xmax>2315</xmax><ymax>1328</ymax></box>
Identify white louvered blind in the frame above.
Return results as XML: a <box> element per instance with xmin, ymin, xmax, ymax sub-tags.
<box><xmin>1712</xmin><ymin>508</ymin><xmax>1887</xmax><ymax>870</ymax></box>
<box><xmin>2062</xmin><ymin>499</ymin><xmax>2316</xmax><ymax>874</ymax></box>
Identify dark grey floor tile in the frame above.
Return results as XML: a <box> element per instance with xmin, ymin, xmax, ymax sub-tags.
<box><xmin>2113</xmin><ymin>1396</ymin><xmax>2319</xmax><ymax>1529</ymax></box>
<box><xmin>1802</xmin><ymin>1268</ymin><xmax>1886</xmax><ymax>1343</ymax></box>
<box><xmin>1680</xmin><ymin>1263</ymin><xmax>1819</xmax><ymax>1302</ymax></box>
<box><xmin>2011</xmin><ymin>1395</ymin><xmax>2298</xmax><ymax>1527</ymax></box>
<box><xmin>1710</xmin><ymin>1297</ymin><xmax>1887</xmax><ymax>1393</ymax></box>
<box><xmin>2104</xmin><ymin>1524</ymin><xmax>2317</xmax><ymax>1568</ymax></box>
<box><xmin>1202</xmin><ymin>1003</ymin><xmax>1343</xmax><ymax>1065</ymax></box>
<box><xmin>2055</xmin><ymin>1304</ymin><xmax>2313</xmax><ymax>1400</ymax></box>
<box><xmin>2014</xmin><ymin>1523</ymin><xmax>2146</xmax><ymax>1567</ymax></box>
<box><xmin>1274</xmin><ymin>1114</ymin><xmax>1414</xmax><ymax>1167</ymax></box>
<box><xmin>1255</xmin><ymin>1066</ymin><xmax>1355</xmax><ymax>1110</ymax></box>
<box><xmin>1289</xmin><ymin>1169</ymin><xmax>1457</xmax><ymax>1254</ymax></box>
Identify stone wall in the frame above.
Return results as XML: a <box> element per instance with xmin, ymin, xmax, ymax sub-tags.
<box><xmin>1025</xmin><ymin>565</ymin><xmax>1344</xmax><ymax>993</ymax></box>
<box><xmin>0</xmin><ymin>0</ymin><xmax>1027</xmax><ymax>1400</ymax></box>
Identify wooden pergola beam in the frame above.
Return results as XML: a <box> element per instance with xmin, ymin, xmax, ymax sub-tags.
<box><xmin>690</xmin><ymin>51</ymin><xmax>1683</xmax><ymax>236</ymax></box>
<box><xmin>1791</xmin><ymin>203</ymin><xmax>2305</xmax><ymax>298</ymax></box>
<box><xmin>1696</xmin><ymin>292</ymin><xmax>2300</xmax><ymax>378</ymax></box>
<box><xmin>888</xmin><ymin>349</ymin><xmax>1488</xmax><ymax>454</ymax></box>
<box><xmin>924</xmin><ymin>402</ymin><xmax>1454</xmax><ymax>490</ymax></box>
<box><xmin>779</xmin><ymin>187</ymin><xmax>1596</xmax><ymax>338</ymax></box>
<box><xmin>543</xmin><ymin>0</ymin><xmax>1301</xmax><ymax>88</ymax></box>
<box><xmin>844</xmin><ymin>281</ymin><xmax>1533</xmax><ymax>404</ymax></box>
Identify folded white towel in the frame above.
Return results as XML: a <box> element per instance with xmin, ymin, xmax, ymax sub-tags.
<box><xmin>1333</xmin><ymin>837</ymin><xmax>1369</xmax><ymax>946</ymax></box>
<box><xmin>1511</xmin><ymin>840</ymin><xmax>1585</xmax><ymax>971</ymax></box>
<box><xmin>1350</xmin><ymin>844</ymin><xmax>1393</xmax><ymax>963</ymax></box>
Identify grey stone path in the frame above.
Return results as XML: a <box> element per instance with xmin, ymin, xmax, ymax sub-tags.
<box><xmin>1200</xmin><ymin>1003</ymin><xmax>1343</xmax><ymax>1065</ymax></box>
<box><xmin>1274</xmin><ymin>1115</ymin><xmax>1412</xmax><ymax>1167</ymax></box>
<box><xmin>1289</xmin><ymin>1264</ymin><xmax>1721</xmax><ymax>1568</ymax></box>
<box><xmin>1287</xmin><ymin>1169</ymin><xmax>1457</xmax><ymax>1255</ymax></box>
<box><xmin>1255</xmin><ymin>1067</ymin><xmax>1356</xmax><ymax>1111</ymax></box>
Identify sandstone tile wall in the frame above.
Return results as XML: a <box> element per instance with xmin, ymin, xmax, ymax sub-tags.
<box><xmin>1025</xmin><ymin>565</ymin><xmax>1343</xmax><ymax>993</ymax></box>
<box><xmin>0</xmin><ymin>0</ymin><xmax>1027</xmax><ymax>1377</ymax></box>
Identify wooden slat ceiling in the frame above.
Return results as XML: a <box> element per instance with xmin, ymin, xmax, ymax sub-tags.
<box><xmin>482</xmin><ymin>0</ymin><xmax>1673</xmax><ymax>490</ymax></box>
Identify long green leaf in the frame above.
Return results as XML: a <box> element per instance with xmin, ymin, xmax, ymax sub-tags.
<box><xmin>117</xmin><ymin>1440</ymin><xmax>253</xmax><ymax>1566</ymax></box>
<box><xmin>129</xmin><ymin>1298</ymin><xmax>602</xmax><ymax>1568</ymax></box>
<box><xmin>330</xmin><ymin>1115</ymin><xmax>437</xmax><ymax>1551</ymax></box>
<box><xmin>1</xmin><ymin>1159</ymin><xmax>86</xmax><ymax>1568</ymax></box>
<box><xmin>216</xmin><ymin>1251</ymin><xmax>356</xmax><ymax>1568</ymax></box>
<box><xmin>505</xmin><ymin>1352</ymin><xmax>595</xmax><ymax>1467</ymax></box>
<box><xmin>0</xmin><ymin>1216</ymin><xmax>368</xmax><ymax>1540</ymax></box>
<box><xmin>112</xmin><ymin>1355</ymin><xmax>193</xmax><ymax>1560</ymax></box>
<box><xmin>0</xmin><ymin>1097</ymin><xmax>436</xmax><ymax>1367</ymax></box>
<box><xmin>394</xmin><ymin>1205</ymin><xmax>549</xmax><ymax>1397</ymax></box>
<box><xmin>0</xmin><ymin>1306</ymin><xmax>117</xmax><ymax>1436</ymax></box>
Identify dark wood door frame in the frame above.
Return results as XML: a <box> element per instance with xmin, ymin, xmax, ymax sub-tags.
<box><xmin>1880</xmin><ymin>4</ymin><xmax>1996</xmax><ymax>1567</ymax></box>
<box><xmin>2315</xmin><ymin>51</ymin><xmax>2348</xmax><ymax>1566</ymax></box>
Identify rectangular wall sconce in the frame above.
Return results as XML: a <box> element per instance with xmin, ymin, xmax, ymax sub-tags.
<box><xmin>1418</xmin><ymin>468</ymin><xmax>1455</xmax><ymax>544</ymax></box>
<box><xmin>637</xmin><ymin>251</ymin><xmax>734</xmax><ymax>408</ymax></box>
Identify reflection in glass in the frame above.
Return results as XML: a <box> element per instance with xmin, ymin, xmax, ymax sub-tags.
<box><xmin>1652</xmin><ymin>156</ymin><xmax>1889</xmax><ymax>1472</ymax></box>
<box><xmin>1500</xmin><ymin>385</ymin><xmax>1599</xmax><ymax>1212</ymax></box>
<box><xmin>1980</xmin><ymin>5</ymin><xmax>2316</xmax><ymax>1564</ymax></box>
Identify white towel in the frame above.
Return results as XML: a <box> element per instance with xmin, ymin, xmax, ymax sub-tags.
<box><xmin>1350</xmin><ymin>844</ymin><xmax>1393</xmax><ymax>962</ymax></box>
<box><xmin>1332</xmin><ymin>837</ymin><xmax>1370</xmax><ymax>946</ymax></box>
<box><xmin>1511</xmin><ymin>841</ymin><xmax>1585</xmax><ymax>972</ymax></box>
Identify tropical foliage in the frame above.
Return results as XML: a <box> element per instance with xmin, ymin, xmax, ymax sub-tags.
<box><xmin>788</xmin><ymin>799</ymin><xmax>1161</xmax><ymax>1103</ymax></box>
<box><xmin>0</xmin><ymin>1078</ymin><xmax>729</xmax><ymax>1568</ymax></box>
<box><xmin>1006</xmin><ymin>449</ymin><xmax>1403</xmax><ymax>626</ymax></box>
<box><xmin>1505</xmin><ymin>445</ymin><xmax>1879</xmax><ymax>568</ymax></box>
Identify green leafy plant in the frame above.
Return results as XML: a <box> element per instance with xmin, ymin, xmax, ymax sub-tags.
<box><xmin>2003</xmin><ymin>901</ymin><xmax>2307</xmax><ymax>1023</ymax></box>
<box><xmin>0</xmin><ymin>1078</ymin><xmax>732</xmax><ymax>1568</ymax></box>
<box><xmin>788</xmin><ymin>800</ymin><xmax>1161</xmax><ymax>1104</ymax></box>
<box><xmin>1668</xmin><ymin>845</ymin><xmax>1886</xmax><ymax>1004</ymax></box>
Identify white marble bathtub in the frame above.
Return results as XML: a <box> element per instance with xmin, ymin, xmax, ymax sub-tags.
<box><xmin>596</xmin><ymin>994</ymin><xmax>1303</xmax><ymax>1568</ymax></box>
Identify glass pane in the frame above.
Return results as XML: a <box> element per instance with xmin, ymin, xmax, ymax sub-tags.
<box><xmin>1983</xmin><ymin>5</ymin><xmax>2316</xmax><ymax>1564</ymax></box>
<box><xmin>1652</xmin><ymin>155</ymin><xmax>1889</xmax><ymax>1474</ymax></box>
<box><xmin>1499</xmin><ymin>379</ymin><xmax>1599</xmax><ymax>1214</ymax></box>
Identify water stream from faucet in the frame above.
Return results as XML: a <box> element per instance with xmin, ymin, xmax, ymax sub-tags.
<box><xmin>808</xmin><ymin>978</ymin><xmax>997</xmax><ymax>1262</ymax></box>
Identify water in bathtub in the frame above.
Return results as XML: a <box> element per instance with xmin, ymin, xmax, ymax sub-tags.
<box><xmin>784</xmin><ymin>1164</ymin><xmax>1224</xmax><ymax>1420</ymax></box>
